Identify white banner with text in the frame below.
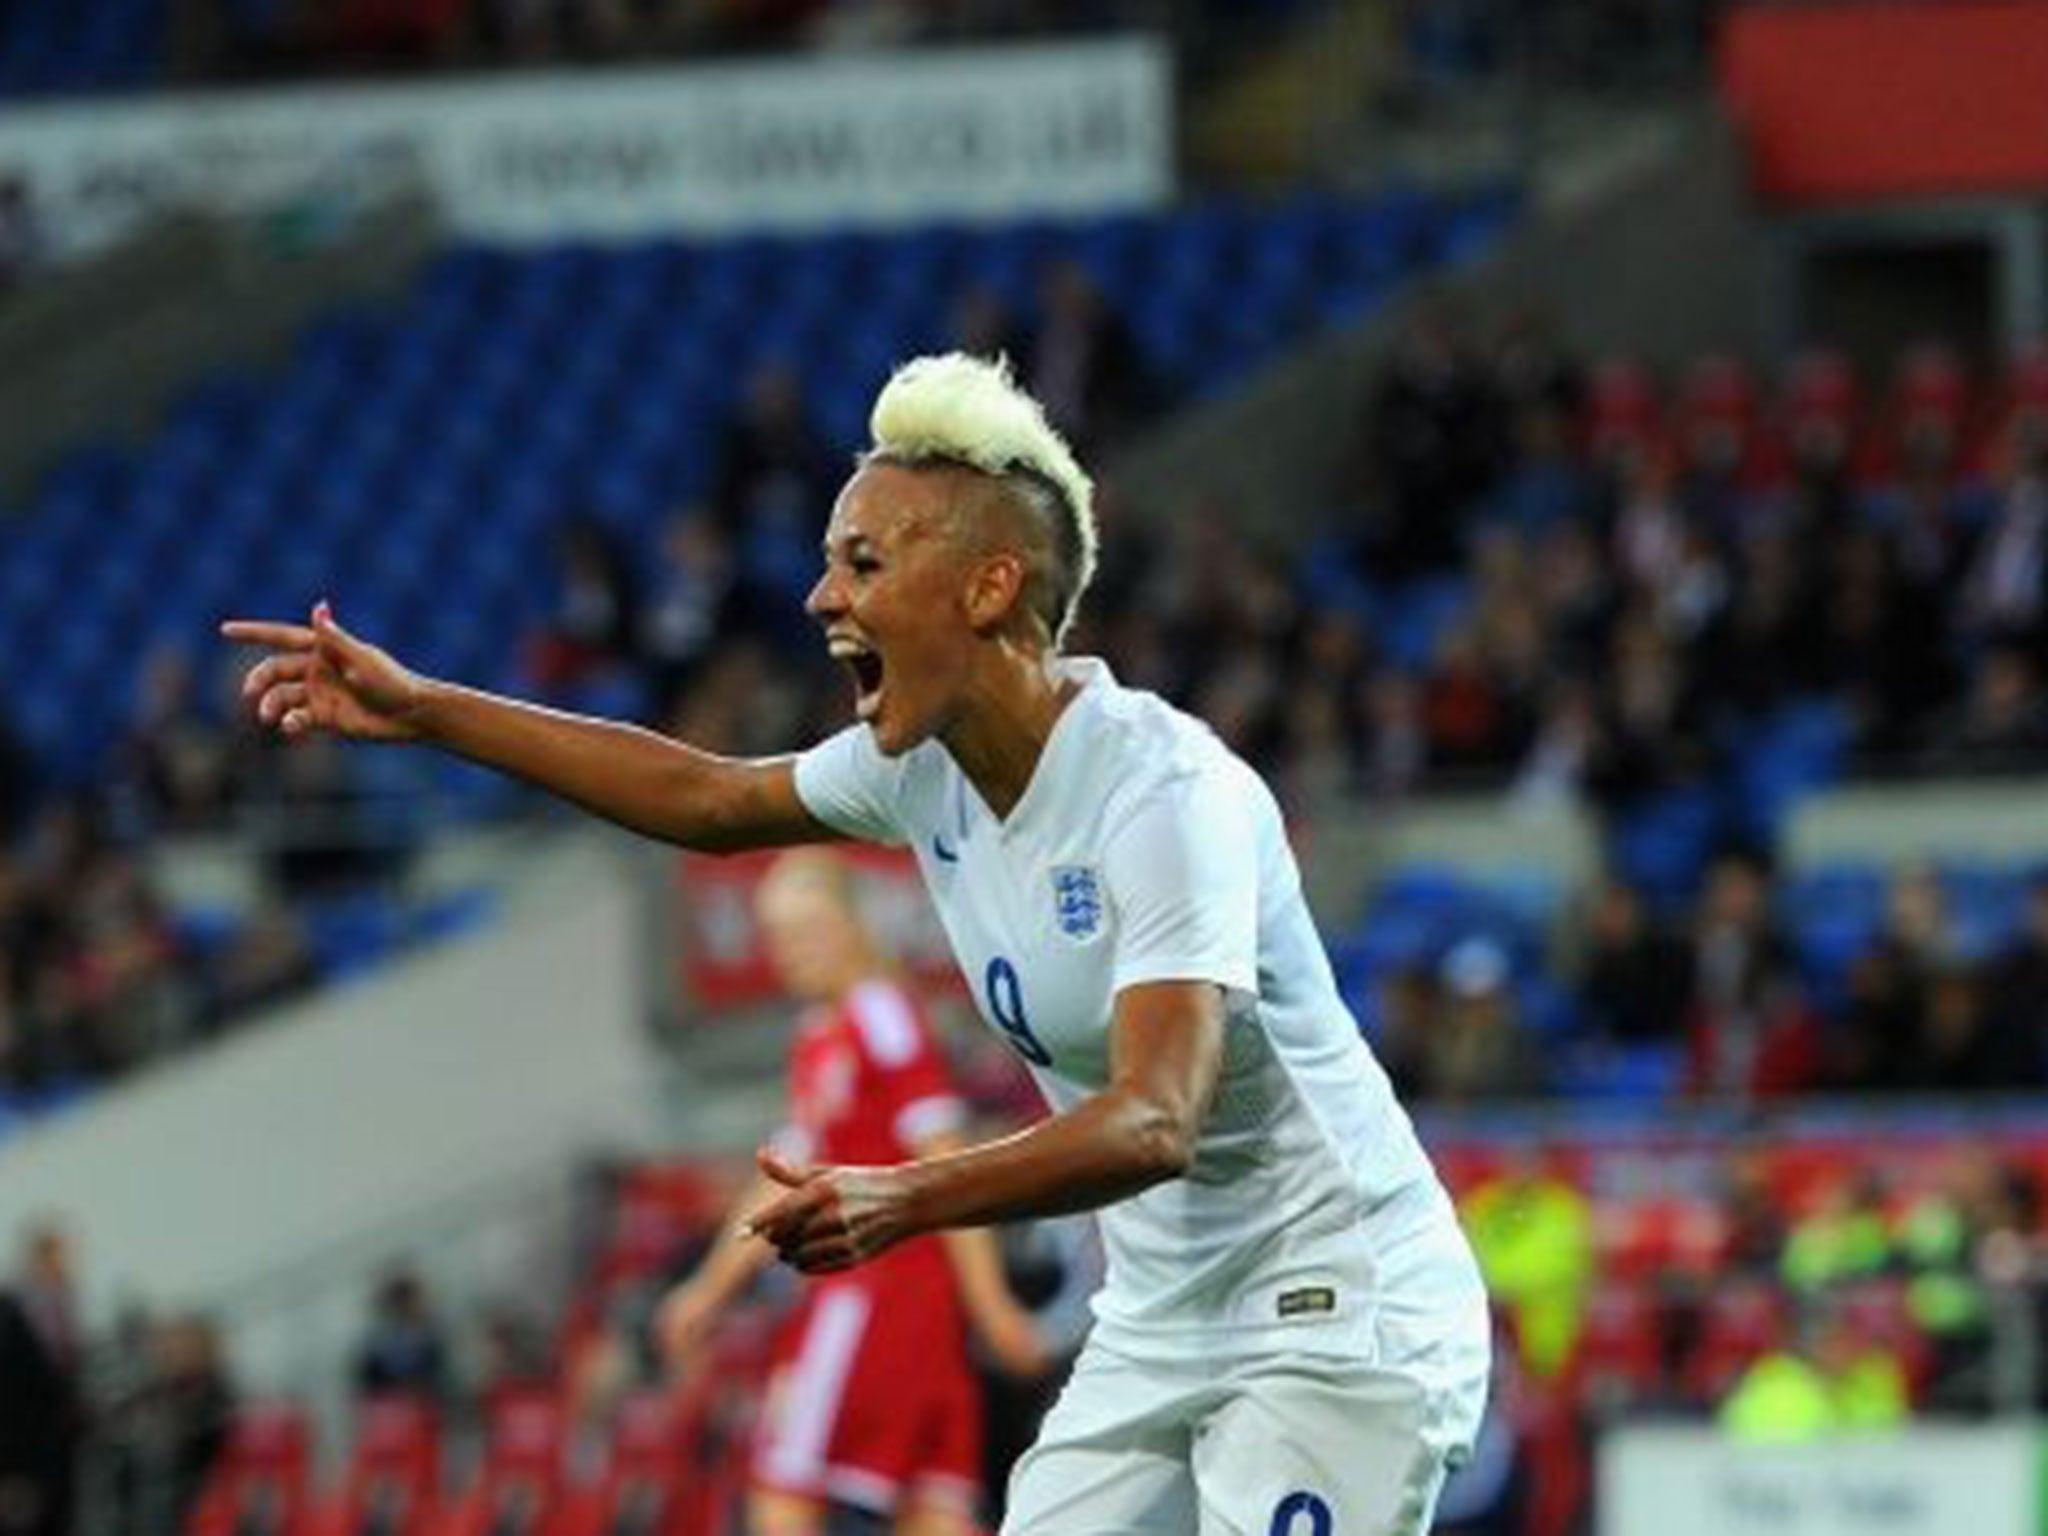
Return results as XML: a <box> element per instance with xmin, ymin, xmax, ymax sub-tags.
<box><xmin>1600</xmin><ymin>1424</ymin><xmax>2040</xmax><ymax>1536</ymax></box>
<box><xmin>0</xmin><ymin>40</ymin><xmax>1172</xmax><ymax>257</ymax></box>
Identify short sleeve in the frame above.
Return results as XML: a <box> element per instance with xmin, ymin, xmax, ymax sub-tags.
<box><xmin>848</xmin><ymin>982</ymin><xmax>967</xmax><ymax>1150</ymax></box>
<box><xmin>1102</xmin><ymin>766</ymin><xmax>1260</xmax><ymax>996</ymax></box>
<box><xmin>793</xmin><ymin>726</ymin><xmax>908</xmax><ymax>846</ymax></box>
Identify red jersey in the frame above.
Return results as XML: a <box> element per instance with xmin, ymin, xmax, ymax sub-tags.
<box><xmin>780</xmin><ymin>979</ymin><xmax>965</xmax><ymax>1297</ymax></box>
<box><xmin>760</xmin><ymin>979</ymin><xmax>982</xmax><ymax>1510</ymax></box>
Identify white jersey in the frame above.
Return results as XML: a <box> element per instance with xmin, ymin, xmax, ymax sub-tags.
<box><xmin>794</xmin><ymin>658</ymin><xmax>1485</xmax><ymax>1373</ymax></box>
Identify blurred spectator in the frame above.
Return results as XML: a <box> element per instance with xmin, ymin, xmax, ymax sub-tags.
<box><xmin>1718</xmin><ymin>1151</ymin><xmax>1787</xmax><ymax>1278</ymax></box>
<box><xmin>1583</xmin><ymin>607</ymin><xmax>1697</xmax><ymax>809</ymax></box>
<box><xmin>473</xmin><ymin>1304</ymin><xmax>552</xmax><ymax>1407</ymax></box>
<box><xmin>355</xmin><ymin>1270</ymin><xmax>451</xmax><ymax>1404</ymax></box>
<box><xmin>1575</xmin><ymin>881</ymin><xmax>1692</xmax><ymax>1045</ymax></box>
<box><xmin>951</xmin><ymin>284</ymin><xmax>1032</xmax><ymax>374</ymax></box>
<box><xmin>1482</xmin><ymin>400</ymin><xmax>1595</xmax><ymax>539</ymax></box>
<box><xmin>1423</xmin><ymin>625</ymin><xmax>1515</xmax><ymax>774</ymax></box>
<box><xmin>637</xmin><ymin>510</ymin><xmax>742</xmax><ymax>717</ymax></box>
<box><xmin>1962</xmin><ymin>465</ymin><xmax>2047</xmax><ymax>656</ymax></box>
<box><xmin>1781</xmin><ymin>1173</ymin><xmax>1893</xmax><ymax>1298</ymax></box>
<box><xmin>6</xmin><ymin>802</ymin><xmax>187</xmax><ymax>1084</ymax></box>
<box><xmin>1697</xmin><ymin>531</ymin><xmax>1822</xmax><ymax>720</ymax></box>
<box><xmin>245</xmin><ymin>734</ymin><xmax>402</xmax><ymax>897</ymax></box>
<box><xmin>104</xmin><ymin>645</ymin><xmax>237</xmax><ymax>835</ymax></box>
<box><xmin>1897</xmin><ymin>1151</ymin><xmax>2000</xmax><ymax>1412</ymax></box>
<box><xmin>710</xmin><ymin>361</ymin><xmax>839</xmax><ymax>623</ymax></box>
<box><xmin>1684</xmin><ymin>851</ymin><xmax>1821</xmax><ymax>1099</ymax></box>
<box><xmin>1404</xmin><ymin>937</ymin><xmax>1544</xmax><ymax>1101</ymax></box>
<box><xmin>1459</xmin><ymin>1154</ymin><xmax>1592</xmax><ymax>1379</ymax></box>
<box><xmin>1983</xmin><ymin>878</ymin><xmax>2048</xmax><ymax>1076</ymax></box>
<box><xmin>0</xmin><ymin>1223</ymin><xmax>83</xmax><ymax>1536</ymax></box>
<box><xmin>1358</xmin><ymin>669</ymin><xmax>1429</xmax><ymax>803</ymax></box>
<box><xmin>528</xmin><ymin>517</ymin><xmax>642</xmax><ymax>698</ymax></box>
<box><xmin>136</xmin><ymin>1315</ymin><xmax>236</xmax><ymax>1534</ymax></box>
<box><xmin>1926</xmin><ymin>645</ymin><xmax>2048</xmax><ymax>774</ymax></box>
<box><xmin>1363</xmin><ymin>307</ymin><xmax>1501</xmax><ymax>577</ymax></box>
<box><xmin>0</xmin><ymin>176</ymin><xmax>43</xmax><ymax>295</ymax></box>
<box><xmin>1025</xmin><ymin>259</ymin><xmax>1159</xmax><ymax>459</ymax></box>
<box><xmin>1511</xmin><ymin>678</ymin><xmax>1596</xmax><ymax>810</ymax></box>
<box><xmin>1718</xmin><ymin>1300</ymin><xmax>1908</xmax><ymax>1442</ymax></box>
<box><xmin>0</xmin><ymin>706</ymin><xmax>35</xmax><ymax>841</ymax></box>
<box><xmin>194</xmin><ymin>911</ymin><xmax>317</xmax><ymax>1032</ymax></box>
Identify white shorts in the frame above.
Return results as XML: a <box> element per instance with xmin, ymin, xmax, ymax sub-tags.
<box><xmin>1002</xmin><ymin>1340</ymin><xmax>1488</xmax><ymax>1536</ymax></box>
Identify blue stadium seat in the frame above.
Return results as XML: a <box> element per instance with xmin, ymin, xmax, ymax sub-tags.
<box><xmin>1611</xmin><ymin>787</ymin><xmax>1723</xmax><ymax>914</ymax></box>
<box><xmin>305</xmin><ymin>893</ymin><xmax>406</xmax><ymax>983</ymax></box>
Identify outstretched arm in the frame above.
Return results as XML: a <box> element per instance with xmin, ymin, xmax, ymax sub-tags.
<box><xmin>223</xmin><ymin>602</ymin><xmax>831</xmax><ymax>853</ymax></box>
<box><xmin>747</xmin><ymin>980</ymin><xmax>1223</xmax><ymax>1273</ymax></box>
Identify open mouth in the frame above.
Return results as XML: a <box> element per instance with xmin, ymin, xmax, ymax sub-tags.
<box><xmin>829</xmin><ymin>637</ymin><xmax>886</xmax><ymax>722</ymax></box>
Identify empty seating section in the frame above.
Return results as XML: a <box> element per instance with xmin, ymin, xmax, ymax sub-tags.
<box><xmin>0</xmin><ymin>0</ymin><xmax>168</xmax><ymax>96</ymax></box>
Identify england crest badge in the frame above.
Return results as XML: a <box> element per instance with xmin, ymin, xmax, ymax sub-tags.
<box><xmin>1051</xmin><ymin>865</ymin><xmax>1104</xmax><ymax>941</ymax></box>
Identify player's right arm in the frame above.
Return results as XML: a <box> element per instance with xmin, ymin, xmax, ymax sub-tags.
<box><xmin>222</xmin><ymin>602</ymin><xmax>831</xmax><ymax>854</ymax></box>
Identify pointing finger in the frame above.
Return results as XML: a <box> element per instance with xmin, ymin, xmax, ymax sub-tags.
<box><xmin>221</xmin><ymin>620</ymin><xmax>316</xmax><ymax>650</ymax></box>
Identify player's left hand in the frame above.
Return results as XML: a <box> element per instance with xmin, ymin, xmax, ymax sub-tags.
<box><xmin>746</xmin><ymin>1148</ymin><xmax>913</xmax><ymax>1273</ymax></box>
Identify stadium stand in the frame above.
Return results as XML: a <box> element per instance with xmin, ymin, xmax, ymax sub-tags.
<box><xmin>0</xmin><ymin>185</ymin><xmax>1521</xmax><ymax>1118</ymax></box>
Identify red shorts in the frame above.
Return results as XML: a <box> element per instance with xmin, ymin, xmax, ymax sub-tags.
<box><xmin>751</xmin><ymin>1277</ymin><xmax>983</xmax><ymax>1515</ymax></box>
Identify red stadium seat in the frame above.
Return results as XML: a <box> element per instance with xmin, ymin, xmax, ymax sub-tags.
<box><xmin>1595</xmin><ymin>1198</ymin><xmax>1728</xmax><ymax>1283</ymax></box>
<box><xmin>1683</xmin><ymin>1280</ymin><xmax>1790</xmax><ymax>1404</ymax></box>
<box><xmin>1568</xmin><ymin>1282</ymin><xmax>1666</xmax><ymax>1409</ymax></box>
<box><xmin>1677</xmin><ymin>354</ymin><xmax>1781</xmax><ymax>486</ymax></box>
<box><xmin>1785</xmin><ymin>348</ymin><xmax>1860</xmax><ymax>428</ymax></box>
<box><xmin>428</xmin><ymin>1389</ymin><xmax>569</xmax><ymax>1536</ymax></box>
<box><xmin>1587</xmin><ymin>356</ymin><xmax>1663</xmax><ymax>460</ymax></box>
<box><xmin>304</xmin><ymin>1396</ymin><xmax>444</xmax><ymax>1536</ymax></box>
<box><xmin>187</xmin><ymin>1402</ymin><xmax>315</xmax><ymax>1536</ymax></box>
<box><xmin>1880</xmin><ymin>342</ymin><xmax>1980</xmax><ymax>477</ymax></box>
<box><xmin>550</xmin><ymin>1391</ymin><xmax>699</xmax><ymax>1536</ymax></box>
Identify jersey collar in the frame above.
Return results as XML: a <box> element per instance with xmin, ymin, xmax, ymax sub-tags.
<box><xmin>974</xmin><ymin>654</ymin><xmax>1112</xmax><ymax>844</ymax></box>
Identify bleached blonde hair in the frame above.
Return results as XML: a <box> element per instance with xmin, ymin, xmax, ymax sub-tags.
<box><xmin>867</xmin><ymin>351</ymin><xmax>1098</xmax><ymax>644</ymax></box>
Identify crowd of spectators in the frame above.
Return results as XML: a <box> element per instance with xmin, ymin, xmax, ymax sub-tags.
<box><xmin>1376</xmin><ymin>855</ymin><xmax>2048</xmax><ymax>1104</ymax></box>
<box><xmin>1449</xmin><ymin>1136</ymin><xmax>2048</xmax><ymax>1534</ymax></box>
<box><xmin>13</xmin><ymin>232</ymin><xmax>2048</xmax><ymax>1111</ymax></box>
<box><xmin>0</xmin><ymin>675</ymin><xmax>340</xmax><ymax>1102</ymax></box>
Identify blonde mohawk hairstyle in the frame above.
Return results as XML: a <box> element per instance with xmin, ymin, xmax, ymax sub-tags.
<box><xmin>868</xmin><ymin>351</ymin><xmax>1098</xmax><ymax>641</ymax></box>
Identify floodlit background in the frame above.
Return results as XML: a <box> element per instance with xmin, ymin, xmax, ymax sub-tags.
<box><xmin>1</xmin><ymin>2</ymin><xmax>2046</xmax><ymax>1534</ymax></box>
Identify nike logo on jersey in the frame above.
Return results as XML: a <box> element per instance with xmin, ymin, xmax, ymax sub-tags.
<box><xmin>932</xmin><ymin>833</ymin><xmax>960</xmax><ymax>863</ymax></box>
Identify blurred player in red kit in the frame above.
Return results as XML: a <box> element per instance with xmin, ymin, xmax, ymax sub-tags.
<box><xmin>659</xmin><ymin>849</ymin><xmax>1048</xmax><ymax>1536</ymax></box>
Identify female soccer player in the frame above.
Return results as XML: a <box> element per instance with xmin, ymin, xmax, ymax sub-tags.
<box><xmin>661</xmin><ymin>847</ymin><xmax>1048</xmax><ymax>1536</ymax></box>
<box><xmin>226</xmin><ymin>353</ymin><xmax>1490</xmax><ymax>1535</ymax></box>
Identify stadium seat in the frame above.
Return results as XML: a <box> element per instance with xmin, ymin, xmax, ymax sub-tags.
<box><xmin>305</xmin><ymin>1396</ymin><xmax>444</xmax><ymax>1536</ymax></box>
<box><xmin>429</xmin><ymin>1389</ymin><xmax>568</xmax><ymax>1536</ymax></box>
<box><xmin>186</xmin><ymin>1403</ymin><xmax>315</xmax><ymax>1536</ymax></box>
<box><xmin>549</xmin><ymin>1392</ymin><xmax>694</xmax><ymax>1536</ymax></box>
<box><xmin>1683</xmin><ymin>1280</ymin><xmax>1790</xmax><ymax>1404</ymax></box>
<box><xmin>1568</xmin><ymin>1283</ymin><xmax>1667</xmax><ymax>1411</ymax></box>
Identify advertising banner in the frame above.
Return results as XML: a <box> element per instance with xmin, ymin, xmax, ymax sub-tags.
<box><xmin>1720</xmin><ymin>2</ymin><xmax>2048</xmax><ymax>206</ymax></box>
<box><xmin>678</xmin><ymin>846</ymin><xmax>960</xmax><ymax>1013</ymax></box>
<box><xmin>1599</xmin><ymin>1424</ymin><xmax>2040</xmax><ymax>1536</ymax></box>
<box><xmin>0</xmin><ymin>40</ymin><xmax>1172</xmax><ymax>257</ymax></box>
